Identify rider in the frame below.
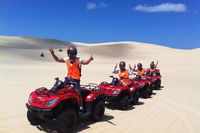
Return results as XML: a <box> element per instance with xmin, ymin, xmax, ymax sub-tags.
<box><xmin>133</xmin><ymin>63</ymin><xmax>146</xmax><ymax>77</ymax></box>
<box><xmin>49</xmin><ymin>46</ymin><xmax>93</xmax><ymax>112</ymax></box>
<box><xmin>112</xmin><ymin>61</ymin><xmax>133</xmax><ymax>86</ymax></box>
<box><xmin>146</xmin><ymin>61</ymin><xmax>159</xmax><ymax>75</ymax></box>
<box><xmin>150</xmin><ymin>61</ymin><xmax>157</xmax><ymax>71</ymax></box>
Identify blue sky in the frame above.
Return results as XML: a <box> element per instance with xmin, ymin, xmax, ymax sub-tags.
<box><xmin>0</xmin><ymin>0</ymin><xmax>199</xmax><ymax>49</ymax></box>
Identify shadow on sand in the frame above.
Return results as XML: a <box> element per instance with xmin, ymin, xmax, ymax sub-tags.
<box><xmin>36</xmin><ymin>114</ymin><xmax>115</xmax><ymax>133</ymax></box>
<box><xmin>155</xmin><ymin>86</ymin><xmax>164</xmax><ymax>91</ymax></box>
<box><xmin>105</xmin><ymin>100</ymin><xmax>145</xmax><ymax>111</ymax></box>
<box><xmin>73</xmin><ymin>114</ymin><xmax>115</xmax><ymax>132</ymax></box>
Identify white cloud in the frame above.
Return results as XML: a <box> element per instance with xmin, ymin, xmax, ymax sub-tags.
<box><xmin>134</xmin><ymin>3</ymin><xmax>187</xmax><ymax>13</ymax></box>
<box><xmin>99</xmin><ymin>2</ymin><xmax>107</xmax><ymax>8</ymax></box>
<box><xmin>86</xmin><ymin>2</ymin><xmax>97</xmax><ymax>10</ymax></box>
<box><xmin>86</xmin><ymin>2</ymin><xmax>107</xmax><ymax>10</ymax></box>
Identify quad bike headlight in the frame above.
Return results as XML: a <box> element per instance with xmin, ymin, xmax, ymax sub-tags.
<box><xmin>140</xmin><ymin>83</ymin><xmax>145</xmax><ymax>86</ymax></box>
<box><xmin>112</xmin><ymin>89</ymin><xmax>121</xmax><ymax>94</ymax></box>
<box><xmin>45</xmin><ymin>98</ymin><xmax>58</xmax><ymax>107</ymax></box>
<box><xmin>28</xmin><ymin>95</ymin><xmax>33</xmax><ymax>103</ymax></box>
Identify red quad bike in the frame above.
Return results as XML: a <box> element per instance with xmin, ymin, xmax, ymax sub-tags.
<box><xmin>145</xmin><ymin>69</ymin><xmax>162</xmax><ymax>90</ymax></box>
<box><xmin>26</xmin><ymin>78</ymin><xmax>105</xmax><ymax>133</ymax></box>
<box><xmin>131</xmin><ymin>75</ymin><xmax>153</xmax><ymax>98</ymax></box>
<box><xmin>98</xmin><ymin>76</ymin><xmax>140</xmax><ymax>110</ymax></box>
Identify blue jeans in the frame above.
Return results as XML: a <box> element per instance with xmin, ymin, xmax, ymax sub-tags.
<box><xmin>64</xmin><ymin>77</ymin><xmax>80</xmax><ymax>89</ymax></box>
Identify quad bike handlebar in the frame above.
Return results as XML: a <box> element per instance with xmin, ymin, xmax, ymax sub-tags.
<box><xmin>50</xmin><ymin>77</ymin><xmax>78</xmax><ymax>92</ymax></box>
<box><xmin>109</xmin><ymin>75</ymin><xmax>131</xmax><ymax>80</ymax></box>
<box><xmin>109</xmin><ymin>75</ymin><xmax>114</xmax><ymax>78</ymax></box>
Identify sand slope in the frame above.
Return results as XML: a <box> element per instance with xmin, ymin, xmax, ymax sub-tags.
<box><xmin>0</xmin><ymin>36</ymin><xmax>200</xmax><ymax>133</ymax></box>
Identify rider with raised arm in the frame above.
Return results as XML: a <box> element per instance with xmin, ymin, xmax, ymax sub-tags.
<box><xmin>146</xmin><ymin>61</ymin><xmax>159</xmax><ymax>76</ymax></box>
<box><xmin>49</xmin><ymin>46</ymin><xmax>93</xmax><ymax>112</ymax></box>
<box><xmin>133</xmin><ymin>63</ymin><xmax>146</xmax><ymax>77</ymax></box>
<box><xmin>112</xmin><ymin>61</ymin><xmax>133</xmax><ymax>86</ymax></box>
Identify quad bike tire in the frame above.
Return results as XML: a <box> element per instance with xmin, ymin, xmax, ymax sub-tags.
<box><xmin>143</xmin><ymin>86</ymin><xmax>151</xmax><ymax>98</ymax></box>
<box><xmin>149</xmin><ymin>84</ymin><xmax>154</xmax><ymax>95</ymax></box>
<box><xmin>156</xmin><ymin>80</ymin><xmax>161</xmax><ymax>90</ymax></box>
<box><xmin>56</xmin><ymin>108</ymin><xmax>78</xmax><ymax>133</ymax></box>
<box><xmin>133</xmin><ymin>91</ymin><xmax>139</xmax><ymax>105</ymax></box>
<box><xmin>91</xmin><ymin>100</ymin><xmax>105</xmax><ymax>121</ymax></box>
<box><xmin>151</xmin><ymin>82</ymin><xmax>157</xmax><ymax>90</ymax></box>
<box><xmin>118</xmin><ymin>95</ymin><xmax>129</xmax><ymax>110</ymax></box>
<box><xmin>27</xmin><ymin>110</ymin><xmax>44</xmax><ymax>125</ymax></box>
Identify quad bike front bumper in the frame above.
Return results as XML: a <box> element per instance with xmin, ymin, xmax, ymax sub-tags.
<box><xmin>26</xmin><ymin>103</ymin><xmax>54</xmax><ymax>120</ymax></box>
<box><xmin>104</xmin><ymin>94</ymin><xmax>118</xmax><ymax>102</ymax></box>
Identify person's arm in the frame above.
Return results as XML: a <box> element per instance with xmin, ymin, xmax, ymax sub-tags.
<box><xmin>49</xmin><ymin>47</ymin><xmax>65</xmax><ymax>63</ymax></box>
<box><xmin>133</xmin><ymin>64</ymin><xmax>137</xmax><ymax>72</ymax></box>
<box><xmin>129</xmin><ymin>64</ymin><xmax>134</xmax><ymax>75</ymax></box>
<box><xmin>81</xmin><ymin>54</ymin><xmax>93</xmax><ymax>65</ymax></box>
<box><xmin>155</xmin><ymin>61</ymin><xmax>159</xmax><ymax>68</ymax></box>
<box><xmin>112</xmin><ymin>63</ymin><xmax>119</xmax><ymax>74</ymax></box>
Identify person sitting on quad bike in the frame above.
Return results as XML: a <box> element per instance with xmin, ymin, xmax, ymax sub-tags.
<box><xmin>133</xmin><ymin>63</ymin><xmax>146</xmax><ymax>77</ymax></box>
<box><xmin>49</xmin><ymin>46</ymin><xmax>93</xmax><ymax>112</ymax></box>
<box><xmin>146</xmin><ymin>61</ymin><xmax>158</xmax><ymax>73</ymax></box>
<box><xmin>146</xmin><ymin>61</ymin><xmax>161</xmax><ymax>77</ymax></box>
<box><xmin>112</xmin><ymin>61</ymin><xmax>133</xmax><ymax>86</ymax></box>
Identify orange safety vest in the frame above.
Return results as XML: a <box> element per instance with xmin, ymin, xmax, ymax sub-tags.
<box><xmin>66</xmin><ymin>58</ymin><xmax>81</xmax><ymax>80</ymax></box>
<box><xmin>119</xmin><ymin>69</ymin><xmax>129</xmax><ymax>79</ymax></box>
<box><xmin>137</xmin><ymin>69</ymin><xmax>146</xmax><ymax>77</ymax></box>
<box><xmin>119</xmin><ymin>69</ymin><xmax>130</xmax><ymax>85</ymax></box>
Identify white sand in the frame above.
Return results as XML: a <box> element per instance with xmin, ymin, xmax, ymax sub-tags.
<box><xmin>0</xmin><ymin>36</ymin><xmax>200</xmax><ymax>133</ymax></box>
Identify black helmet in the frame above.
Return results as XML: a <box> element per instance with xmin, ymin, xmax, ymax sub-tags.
<box><xmin>137</xmin><ymin>63</ymin><xmax>142</xmax><ymax>68</ymax></box>
<box><xmin>67</xmin><ymin>46</ymin><xmax>77</xmax><ymax>59</ymax></box>
<box><xmin>137</xmin><ymin>63</ymin><xmax>142</xmax><ymax>71</ymax></box>
<box><xmin>119</xmin><ymin>61</ymin><xmax>126</xmax><ymax>70</ymax></box>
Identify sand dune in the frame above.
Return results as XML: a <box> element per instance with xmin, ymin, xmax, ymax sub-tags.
<box><xmin>0</xmin><ymin>36</ymin><xmax>200</xmax><ymax>133</ymax></box>
<box><xmin>0</xmin><ymin>36</ymin><xmax>73</xmax><ymax>49</ymax></box>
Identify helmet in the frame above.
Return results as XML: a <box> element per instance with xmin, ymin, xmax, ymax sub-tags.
<box><xmin>119</xmin><ymin>61</ymin><xmax>126</xmax><ymax>70</ymax></box>
<box><xmin>67</xmin><ymin>46</ymin><xmax>77</xmax><ymax>59</ymax></box>
<box><xmin>137</xmin><ymin>63</ymin><xmax>142</xmax><ymax>71</ymax></box>
<box><xmin>137</xmin><ymin>63</ymin><xmax>142</xmax><ymax>68</ymax></box>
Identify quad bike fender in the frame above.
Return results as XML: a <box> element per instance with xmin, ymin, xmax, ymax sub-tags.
<box><xmin>148</xmin><ymin>81</ymin><xmax>152</xmax><ymax>86</ymax></box>
<box><xmin>129</xmin><ymin>86</ymin><xmax>137</xmax><ymax>92</ymax></box>
<box><xmin>84</xmin><ymin>94</ymin><xmax>105</xmax><ymax>115</ymax></box>
<box><xmin>85</xmin><ymin>93</ymin><xmax>104</xmax><ymax>102</ymax></box>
